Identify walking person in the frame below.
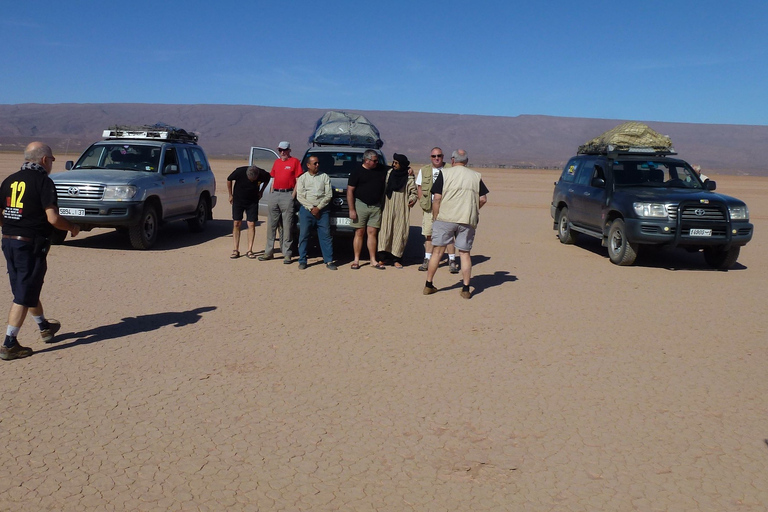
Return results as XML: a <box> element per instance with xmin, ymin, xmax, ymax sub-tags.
<box><xmin>259</xmin><ymin>141</ymin><xmax>302</xmax><ymax>264</ymax></box>
<box><xmin>295</xmin><ymin>156</ymin><xmax>337</xmax><ymax>270</ymax></box>
<box><xmin>227</xmin><ymin>165</ymin><xmax>270</xmax><ymax>259</ymax></box>
<box><xmin>423</xmin><ymin>149</ymin><xmax>489</xmax><ymax>299</ymax></box>
<box><xmin>0</xmin><ymin>142</ymin><xmax>81</xmax><ymax>360</ymax></box>
<box><xmin>377</xmin><ymin>153</ymin><xmax>417</xmax><ymax>268</ymax></box>
<box><xmin>347</xmin><ymin>149</ymin><xmax>388</xmax><ymax>269</ymax></box>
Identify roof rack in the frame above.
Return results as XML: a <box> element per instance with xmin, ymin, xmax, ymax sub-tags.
<box><xmin>102</xmin><ymin>123</ymin><xmax>199</xmax><ymax>143</ymax></box>
<box><xmin>578</xmin><ymin>144</ymin><xmax>677</xmax><ymax>156</ymax></box>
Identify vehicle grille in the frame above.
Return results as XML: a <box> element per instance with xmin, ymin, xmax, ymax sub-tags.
<box><xmin>55</xmin><ymin>183</ymin><xmax>105</xmax><ymax>200</ymax></box>
<box><xmin>330</xmin><ymin>191</ymin><xmax>349</xmax><ymax>217</ymax></box>
<box><xmin>667</xmin><ymin>204</ymin><xmax>727</xmax><ymax>221</ymax></box>
<box><xmin>680</xmin><ymin>205</ymin><xmax>726</xmax><ymax>221</ymax></box>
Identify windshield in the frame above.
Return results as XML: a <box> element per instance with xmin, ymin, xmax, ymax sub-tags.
<box><xmin>303</xmin><ymin>151</ymin><xmax>385</xmax><ymax>178</ymax></box>
<box><xmin>612</xmin><ymin>159</ymin><xmax>704</xmax><ymax>189</ymax></box>
<box><xmin>74</xmin><ymin>143</ymin><xmax>161</xmax><ymax>172</ymax></box>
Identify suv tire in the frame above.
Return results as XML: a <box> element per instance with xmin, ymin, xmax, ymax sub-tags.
<box><xmin>703</xmin><ymin>246</ymin><xmax>740</xmax><ymax>269</ymax></box>
<box><xmin>556</xmin><ymin>207</ymin><xmax>577</xmax><ymax>244</ymax></box>
<box><xmin>607</xmin><ymin>218</ymin><xmax>638</xmax><ymax>265</ymax></box>
<box><xmin>129</xmin><ymin>203</ymin><xmax>159</xmax><ymax>250</ymax></box>
<box><xmin>187</xmin><ymin>196</ymin><xmax>209</xmax><ymax>233</ymax></box>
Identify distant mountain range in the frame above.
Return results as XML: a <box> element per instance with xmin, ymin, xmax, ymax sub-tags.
<box><xmin>1</xmin><ymin>103</ymin><xmax>766</xmax><ymax>175</ymax></box>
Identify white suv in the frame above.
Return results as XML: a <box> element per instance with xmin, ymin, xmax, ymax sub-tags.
<box><xmin>52</xmin><ymin>125</ymin><xmax>217</xmax><ymax>249</ymax></box>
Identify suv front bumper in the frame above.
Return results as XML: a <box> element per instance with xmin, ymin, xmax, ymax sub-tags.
<box><xmin>57</xmin><ymin>200</ymin><xmax>144</xmax><ymax>229</ymax></box>
<box><xmin>624</xmin><ymin>218</ymin><xmax>754</xmax><ymax>247</ymax></box>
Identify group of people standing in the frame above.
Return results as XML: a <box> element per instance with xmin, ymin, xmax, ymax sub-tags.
<box><xmin>229</xmin><ymin>142</ymin><xmax>489</xmax><ymax>298</ymax></box>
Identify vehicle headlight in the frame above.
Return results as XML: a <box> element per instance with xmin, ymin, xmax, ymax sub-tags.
<box><xmin>633</xmin><ymin>202</ymin><xmax>669</xmax><ymax>218</ymax></box>
<box><xmin>103</xmin><ymin>185</ymin><xmax>137</xmax><ymax>200</ymax></box>
<box><xmin>729</xmin><ymin>205</ymin><xmax>749</xmax><ymax>220</ymax></box>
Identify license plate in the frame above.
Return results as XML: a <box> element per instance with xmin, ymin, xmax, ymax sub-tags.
<box><xmin>689</xmin><ymin>228</ymin><xmax>712</xmax><ymax>237</ymax></box>
<box><xmin>332</xmin><ymin>217</ymin><xmax>351</xmax><ymax>226</ymax></box>
<box><xmin>59</xmin><ymin>208</ymin><xmax>85</xmax><ymax>217</ymax></box>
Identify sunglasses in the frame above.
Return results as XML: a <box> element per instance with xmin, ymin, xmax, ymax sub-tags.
<box><xmin>431</xmin><ymin>154</ymin><xmax>443</xmax><ymax>158</ymax></box>
<box><xmin>278</xmin><ymin>148</ymin><xmax>289</xmax><ymax>152</ymax></box>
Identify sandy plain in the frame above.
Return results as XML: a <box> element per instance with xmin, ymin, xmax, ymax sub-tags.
<box><xmin>0</xmin><ymin>151</ymin><xmax>766</xmax><ymax>511</ymax></box>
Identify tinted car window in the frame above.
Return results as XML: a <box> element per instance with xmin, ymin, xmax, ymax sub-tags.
<box><xmin>303</xmin><ymin>151</ymin><xmax>386</xmax><ymax>178</ymax></box>
<box><xmin>560</xmin><ymin>158</ymin><xmax>581</xmax><ymax>183</ymax></box>
<box><xmin>575</xmin><ymin>157</ymin><xmax>597</xmax><ymax>186</ymax></box>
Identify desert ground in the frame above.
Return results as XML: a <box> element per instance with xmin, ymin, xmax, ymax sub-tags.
<box><xmin>0</xmin><ymin>151</ymin><xmax>767</xmax><ymax>511</ymax></box>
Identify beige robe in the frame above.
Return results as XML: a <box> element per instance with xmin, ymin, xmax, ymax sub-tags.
<box><xmin>377</xmin><ymin>170</ymin><xmax>417</xmax><ymax>258</ymax></box>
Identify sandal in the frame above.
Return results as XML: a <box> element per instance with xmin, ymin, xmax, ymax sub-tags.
<box><xmin>350</xmin><ymin>262</ymin><xmax>360</xmax><ymax>270</ymax></box>
<box><xmin>246</xmin><ymin>251</ymin><xmax>257</xmax><ymax>259</ymax></box>
<box><xmin>372</xmin><ymin>263</ymin><xmax>386</xmax><ymax>270</ymax></box>
<box><xmin>393</xmin><ymin>262</ymin><xmax>404</xmax><ymax>269</ymax></box>
<box><xmin>230</xmin><ymin>250</ymin><xmax>240</xmax><ymax>259</ymax></box>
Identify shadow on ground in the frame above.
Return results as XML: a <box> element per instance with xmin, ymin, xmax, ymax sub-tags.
<box><xmin>36</xmin><ymin>306</ymin><xmax>217</xmax><ymax>354</ymax></box>
<box><xmin>57</xmin><ymin>219</ymin><xmax>237</xmax><ymax>251</ymax></box>
<box><xmin>563</xmin><ymin>234</ymin><xmax>747</xmax><ymax>271</ymax></box>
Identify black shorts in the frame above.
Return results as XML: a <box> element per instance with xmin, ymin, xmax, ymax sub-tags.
<box><xmin>232</xmin><ymin>202</ymin><xmax>259</xmax><ymax>222</ymax></box>
<box><xmin>2</xmin><ymin>238</ymin><xmax>48</xmax><ymax>308</ymax></box>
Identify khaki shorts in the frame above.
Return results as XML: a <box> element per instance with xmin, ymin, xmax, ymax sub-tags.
<box><xmin>431</xmin><ymin>220</ymin><xmax>476</xmax><ymax>252</ymax></box>
<box><xmin>421</xmin><ymin>210</ymin><xmax>434</xmax><ymax>237</ymax></box>
<box><xmin>350</xmin><ymin>199</ymin><xmax>382</xmax><ymax>229</ymax></box>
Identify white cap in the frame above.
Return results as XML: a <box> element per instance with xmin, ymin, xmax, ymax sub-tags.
<box><xmin>278</xmin><ymin>141</ymin><xmax>290</xmax><ymax>150</ymax></box>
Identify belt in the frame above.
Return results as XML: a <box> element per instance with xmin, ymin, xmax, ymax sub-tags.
<box><xmin>274</xmin><ymin>188</ymin><xmax>293</xmax><ymax>192</ymax></box>
<box><xmin>2</xmin><ymin>235</ymin><xmax>33</xmax><ymax>242</ymax></box>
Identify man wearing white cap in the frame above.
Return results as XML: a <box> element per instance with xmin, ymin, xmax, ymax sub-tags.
<box><xmin>259</xmin><ymin>141</ymin><xmax>302</xmax><ymax>263</ymax></box>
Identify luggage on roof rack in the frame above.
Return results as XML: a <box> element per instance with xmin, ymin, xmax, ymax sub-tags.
<box><xmin>102</xmin><ymin>123</ymin><xmax>199</xmax><ymax>143</ymax></box>
<box><xmin>578</xmin><ymin>122</ymin><xmax>674</xmax><ymax>156</ymax></box>
<box><xmin>309</xmin><ymin>111</ymin><xmax>383</xmax><ymax>148</ymax></box>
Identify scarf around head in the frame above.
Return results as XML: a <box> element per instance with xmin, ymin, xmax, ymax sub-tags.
<box><xmin>386</xmin><ymin>153</ymin><xmax>410</xmax><ymax>198</ymax></box>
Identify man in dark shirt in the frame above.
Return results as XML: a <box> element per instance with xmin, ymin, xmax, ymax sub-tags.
<box><xmin>346</xmin><ymin>150</ymin><xmax>388</xmax><ymax>269</ymax></box>
<box><xmin>227</xmin><ymin>165</ymin><xmax>270</xmax><ymax>259</ymax></box>
<box><xmin>0</xmin><ymin>142</ymin><xmax>81</xmax><ymax>360</ymax></box>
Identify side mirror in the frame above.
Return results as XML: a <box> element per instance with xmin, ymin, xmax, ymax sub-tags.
<box><xmin>705</xmin><ymin>180</ymin><xmax>716</xmax><ymax>191</ymax></box>
<box><xmin>164</xmin><ymin>164</ymin><xmax>179</xmax><ymax>174</ymax></box>
<box><xmin>65</xmin><ymin>161</ymin><xmax>74</xmax><ymax>170</ymax></box>
<box><xmin>591</xmin><ymin>178</ymin><xmax>605</xmax><ymax>188</ymax></box>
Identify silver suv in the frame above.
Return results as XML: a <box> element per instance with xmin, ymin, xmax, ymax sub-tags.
<box><xmin>52</xmin><ymin>125</ymin><xmax>217</xmax><ymax>249</ymax></box>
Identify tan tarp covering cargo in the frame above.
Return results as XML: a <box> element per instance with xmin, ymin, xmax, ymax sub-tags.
<box><xmin>310</xmin><ymin>111</ymin><xmax>383</xmax><ymax>148</ymax></box>
<box><xmin>578</xmin><ymin>122</ymin><xmax>673</xmax><ymax>155</ymax></box>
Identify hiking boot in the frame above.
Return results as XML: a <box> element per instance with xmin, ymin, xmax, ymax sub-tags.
<box><xmin>257</xmin><ymin>253</ymin><xmax>274</xmax><ymax>261</ymax></box>
<box><xmin>460</xmin><ymin>289</ymin><xmax>472</xmax><ymax>299</ymax></box>
<box><xmin>423</xmin><ymin>285</ymin><xmax>437</xmax><ymax>295</ymax></box>
<box><xmin>418</xmin><ymin>258</ymin><xmax>429</xmax><ymax>271</ymax></box>
<box><xmin>326</xmin><ymin>263</ymin><xmax>338</xmax><ymax>270</ymax></box>
<box><xmin>449</xmin><ymin>260</ymin><xmax>459</xmax><ymax>274</ymax></box>
<box><xmin>0</xmin><ymin>342</ymin><xmax>33</xmax><ymax>361</ymax></box>
<box><xmin>40</xmin><ymin>319</ymin><xmax>61</xmax><ymax>343</ymax></box>
<box><xmin>298</xmin><ymin>262</ymin><xmax>308</xmax><ymax>270</ymax></box>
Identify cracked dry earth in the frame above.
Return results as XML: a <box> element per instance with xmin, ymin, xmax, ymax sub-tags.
<box><xmin>1</xmin><ymin>154</ymin><xmax>767</xmax><ymax>511</ymax></box>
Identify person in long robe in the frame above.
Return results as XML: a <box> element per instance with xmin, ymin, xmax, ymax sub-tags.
<box><xmin>377</xmin><ymin>153</ymin><xmax>417</xmax><ymax>268</ymax></box>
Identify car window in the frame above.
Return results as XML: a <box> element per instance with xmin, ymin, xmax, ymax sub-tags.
<box><xmin>177</xmin><ymin>147</ymin><xmax>193</xmax><ymax>173</ymax></box>
<box><xmin>614</xmin><ymin>159</ymin><xmax>703</xmax><ymax>188</ymax></box>
<box><xmin>163</xmin><ymin>147</ymin><xmax>178</xmax><ymax>173</ymax></box>
<box><xmin>302</xmin><ymin>151</ymin><xmax>385</xmax><ymax>178</ymax></box>
<box><xmin>74</xmin><ymin>143</ymin><xmax>160</xmax><ymax>171</ymax></box>
<box><xmin>560</xmin><ymin>158</ymin><xmax>581</xmax><ymax>183</ymax></box>
<box><xmin>574</xmin><ymin>157</ymin><xmax>597</xmax><ymax>186</ymax></box>
<box><xmin>188</xmin><ymin>147</ymin><xmax>209</xmax><ymax>172</ymax></box>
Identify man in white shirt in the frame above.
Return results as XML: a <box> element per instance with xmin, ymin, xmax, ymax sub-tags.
<box><xmin>415</xmin><ymin>147</ymin><xmax>458</xmax><ymax>273</ymax></box>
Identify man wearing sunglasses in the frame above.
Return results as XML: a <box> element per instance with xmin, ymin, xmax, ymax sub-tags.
<box><xmin>415</xmin><ymin>147</ymin><xmax>458</xmax><ymax>273</ymax></box>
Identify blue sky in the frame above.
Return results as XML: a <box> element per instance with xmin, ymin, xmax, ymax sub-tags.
<box><xmin>2</xmin><ymin>0</ymin><xmax>767</xmax><ymax>125</ymax></box>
